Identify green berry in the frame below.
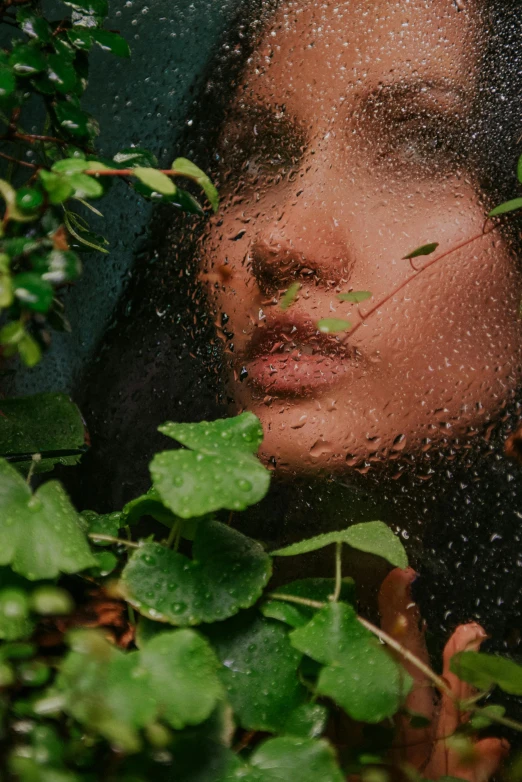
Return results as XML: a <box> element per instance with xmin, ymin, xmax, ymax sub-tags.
<box><xmin>15</xmin><ymin>187</ymin><xmax>44</xmax><ymax>212</ymax></box>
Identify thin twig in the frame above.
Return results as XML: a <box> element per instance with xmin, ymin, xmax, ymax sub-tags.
<box><xmin>0</xmin><ymin>150</ymin><xmax>37</xmax><ymax>169</ymax></box>
<box><xmin>88</xmin><ymin>533</ymin><xmax>139</xmax><ymax>548</ymax></box>
<box><xmin>330</xmin><ymin>541</ymin><xmax>342</xmax><ymax>602</ymax></box>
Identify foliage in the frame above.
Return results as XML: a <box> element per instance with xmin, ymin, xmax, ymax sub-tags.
<box><xmin>0</xmin><ymin>2</ymin><xmax>522</xmax><ymax>781</ymax></box>
<box><xmin>0</xmin><ymin>0</ymin><xmax>218</xmax><ymax>369</ymax></box>
<box><xmin>0</xmin><ymin>412</ymin><xmax>519</xmax><ymax>780</ymax></box>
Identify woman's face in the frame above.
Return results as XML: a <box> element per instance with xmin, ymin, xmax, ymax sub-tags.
<box><xmin>201</xmin><ymin>0</ymin><xmax>522</xmax><ymax>475</ymax></box>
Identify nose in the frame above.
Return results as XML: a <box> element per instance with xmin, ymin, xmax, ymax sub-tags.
<box><xmin>250</xmin><ymin>178</ymin><xmax>357</xmax><ymax>295</ymax></box>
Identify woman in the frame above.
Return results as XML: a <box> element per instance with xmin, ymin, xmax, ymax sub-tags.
<box><xmin>74</xmin><ymin>0</ymin><xmax>521</xmax><ymax>774</ymax></box>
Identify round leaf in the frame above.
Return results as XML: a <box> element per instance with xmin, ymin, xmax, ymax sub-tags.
<box><xmin>159</xmin><ymin>412</ymin><xmax>264</xmax><ymax>454</ymax></box>
<box><xmin>230</xmin><ymin>736</ymin><xmax>344</xmax><ymax>782</ymax></box>
<box><xmin>317</xmin><ymin>318</ymin><xmax>352</xmax><ymax>334</ymax></box>
<box><xmin>133</xmin><ymin>167</ymin><xmax>176</xmax><ymax>196</ymax></box>
<box><xmin>402</xmin><ymin>242</ymin><xmax>439</xmax><ymax>260</ymax></box>
<box><xmin>0</xmin><ymin>459</ymin><xmax>95</xmax><ymax>580</ymax></box>
<box><xmin>13</xmin><ymin>272</ymin><xmax>54</xmax><ymax>313</ymax></box>
<box><xmin>450</xmin><ymin>651</ymin><xmax>522</xmax><ymax>696</ymax></box>
<box><xmin>290</xmin><ymin>603</ymin><xmax>412</xmax><ymax>723</ymax></box>
<box><xmin>121</xmin><ymin>520</ymin><xmax>271</xmax><ymax>625</ymax></box>
<box><xmin>337</xmin><ymin>290</ymin><xmax>372</xmax><ymax>303</ymax></box>
<box><xmin>206</xmin><ymin>611</ymin><xmax>307</xmax><ymax>732</ymax></box>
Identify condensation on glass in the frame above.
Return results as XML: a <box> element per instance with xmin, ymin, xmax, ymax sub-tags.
<box><xmin>80</xmin><ymin>0</ymin><xmax>522</xmax><ymax>658</ymax></box>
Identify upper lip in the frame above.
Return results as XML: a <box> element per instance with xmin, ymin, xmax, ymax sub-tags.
<box><xmin>243</xmin><ymin>315</ymin><xmax>355</xmax><ymax>361</ymax></box>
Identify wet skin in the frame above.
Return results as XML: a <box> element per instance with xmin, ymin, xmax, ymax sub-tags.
<box><xmin>201</xmin><ymin>0</ymin><xmax>522</xmax><ymax>475</ymax></box>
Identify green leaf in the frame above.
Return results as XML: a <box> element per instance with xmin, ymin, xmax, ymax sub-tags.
<box><xmin>46</xmin><ymin>53</ymin><xmax>78</xmax><ymax>93</ymax></box>
<box><xmin>51</xmin><ymin>158</ymin><xmax>91</xmax><ymax>174</ymax></box>
<box><xmin>79</xmin><ymin>510</ymin><xmax>122</xmax><ymax>545</ymax></box>
<box><xmin>140</xmin><ymin>629</ymin><xmax>223</xmax><ymax>729</ymax></box>
<box><xmin>32</xmin><ymin>250</ymin><xmax>82</xmax><ymax>283</ymax></box>
<box><xmin>227</xmin><ymin>736</ymin><xmax>344</xmax><ymax>782</ymax></box>
<box><xmin>280</xmin><ymin>703</ymin><xmax>328</xmax><ymax>739</ymax></box>
<box><xmin>0</xmin><ymin>67</ymin><xmax>15</xmax><ymax>98</ymax></box>
<box><xmin>18</xmin><ymin>333</ymin><xmax>42</xmax><ymax>368</ymax></box>
<box><xmin>469</xmin><ymin>705</ymin><xmax>506</xmax><ymax>730</ymax></box>
<box><xmin>16</xmin><ymin>9</ymin><xmax>52</xmax><ymax>43</ymax></box>
<box><xmin>91</xmin><ymin>29</ymin><xmax>130</xmax><ymax>57</ymax></box>
<box><xmin>38</xmin><ymin>171</ymin><xmax>74</xmax><ymax>205</ymax></box>
<box><xmin>133</xmin><ymin>167</ymin><xmax>176</xmax><ymax>196</ymax></box>
<box><xmin>56</xmin><ymin>628</ymin><xmax>222</xmax><ymax>751</ymax></box>
<box><xmin>13</xmin><ymin>273</ymin><xmax>54</xmax><ymax>313</ymax></box>
<box><xmin>54</xmin><ymin>101</ymin><xmax>98</xmax><ymax>140</ymax></box>
<box><xmin>262</xmin><ymin>578</ymin><xmax>355</xmax><ymax>628</ymax></box>
<box><xmin>402</xmin><ymin>242</ymin><xmax>439</xmax><ymax>260</ymax></box>
<box><xmin>450</xmin><ymin>651</ymin><xmax>522</xmax><ymax>696</ymax></box>
<box><xmin>66</xmin><ymin>28</ymin><xmax>93</xmax><ymax>50</ymax></box>
<box><xmin>488</xmin><ymin>198</ymin><xmax>522</xmax><ymax>218</ymax></box>
<box><xmin>152</xmin><ymin>414</ymin><xmax>269</xmax><ymax>518</ymax></box>
<box><xmin>0</xmin><ymin>458</ymin><xmax>95</xmax><ymax>579</ymax></box>
<box><xmin>0</xmin><ymin>392</ymin><xmax>85</xmax><ymax>473</ymax></box>
<box><xmin>290</xmin><ymin>602</ymin><xmax>412</xmax><ymax>722</ymax></box>
<box><xmin>9</xmin><ymin>44</ymin><xmax>46</xmax><ymax>76</ymax></box>
<box><xmin>62</xmin><ymin>0</ymin><xmax>108</xmax><ymax>16</ymax></box>
<box><xmin>172</xmin><ymin>157</ymin><xmax>219</xmax><ymax>212</ymax></box>
<box><xmin>0</xmin><ymin>587</ymin><xmax>33</xmax><ymax>641</ymax></box>
<box><xmin>122</xmin><ymin>487</ymin><xmax>176</xmax><ymax>526</ymax></box>
<box><xmin>280</xmin><ymin>282</ymin><xmax>300</xmax><ymax>311</ymax></box>
<box><xmin>68</xmin><ymin>173</ymin><xmax>104</xmax><ymax>199</ymax></box>
<box><xmin>337</xmin><ymin>290</ymin><xmax>372</xmax><ymax>303</ymax></box>
<box><xmin>121</xmin><ymin>520</ymin><xmax>271</xmax><ymax>625</ymax></box>
<box><xmin>56</xmin><ymin>631</ymin><xmax>156</xmax><ymax>752</ymax></box>
<box><xmin>206</xmin><ymin>612</ymin><xmax>308</xmax><ymax>733</ymax></box>
<box><xmin>0</xmin><ymin>179</ymin><xmax>38</xmax><ymax>223</ymax></box>
<box><xmin>317</xmin><ymin>318</ymin><xmax>351</xmax><ymax>334</ymax></box>
<box><xmin>159</xmin><ymin>412</ymin><xmax>264</xmax><ymax>454</ymax></box>
<box><xmin>272</xmin><ymin>521</ymin><xmax>408</xmax><ymax>569</ymax></box>
<box><xmin>113</xmin><ymin>147</ymin><xmax>158</xmax><ymax>168</ymax></box>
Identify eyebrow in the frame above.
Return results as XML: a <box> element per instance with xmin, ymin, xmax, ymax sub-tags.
<box><xmin>351</xmin><ymin>78</ymin><xmax>470</xmax><ymax>121</ymax></box>
<box><xmin>223</xmin><ymin>100</ymin><xmax>306</xmax><ymax>150</ymax></box>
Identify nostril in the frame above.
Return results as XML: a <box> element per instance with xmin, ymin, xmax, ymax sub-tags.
<box><xmin>250</xmin><ymin>240</ymin><xmax>310</xmax><ymax>294</ymax></box>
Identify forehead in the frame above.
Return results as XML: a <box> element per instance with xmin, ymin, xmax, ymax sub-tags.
<box><xmin>241</xmin><ymin>0</ymin><xmax>481</xmax><ymax>116</ymax></box>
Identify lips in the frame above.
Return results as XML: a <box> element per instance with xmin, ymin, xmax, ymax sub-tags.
<box><xmin>238</xmin><ymin>316</ymin><xmax>360</xmax><ymax>396</ymax></box>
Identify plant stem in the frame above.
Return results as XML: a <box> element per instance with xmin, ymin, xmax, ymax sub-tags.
<box><xmin>330</xmin><ymin>541</ymin><xmax>342</xmax><ymax>602</ymax></box>
<box><xmin>0</xmin><ymin>150</ymin><xmax>37</xmax><ymax>169</ymax></box>
<box><xmin>268</xmin><ymin>591</ymin><xmax>522</xmax><ymax>731</ymax></box>
<box><xmin>88</xmin><ymin>533</ymin><xmax>139</xmax><ymax>548</ymax></box>
<box><xmin>83</xmin><ymin>167</ymin><xmax>198</xmax><ymax>181</ymax></box>
<box><xmin>166</xmin><ymin>522</ymin><xmax>179</xmax><ymax>549</ymax></box>
<box><xmin>268</xmin><ymin>592</ymin><xmax>325</xmax><ymax>610</ymax></box>
<box><xmin>344</xmin><ymin>223</ymin><xmax>497</xmax><ymax>343</ymax></box>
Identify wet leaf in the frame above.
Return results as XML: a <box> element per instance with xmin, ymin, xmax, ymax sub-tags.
<box><xmin>488</xmin><ymin>198</ymin><xmax>522</xmax><ymax>217</ymax></box>
<box><xmin>291</xmin><ymin>602</ymin><xmax>412</xmax><ymax>722</ymax></box>
<box><xmin>133</xmin><ymin>167</ymin><xmax>176</xmax><ymax>196</ymax></box>
<box><xmin>68</xmin><ymin>173</ymin><xmax>104</xmax><ymax>199</ymax></box>
<box><xmin>66</xmin><ymin>27</ymin><xmax>92</xmax><ymax>50</ymax></box>
<box><xmin>56</xmin><ymin>628</ymin><xmax>221</xmax><ymax>751</ymax></box>
<box><xmin>172</xmin><ymin>157</ymin><xmax>219</xmax><ymax>212</ymax></box>
<box><xmin>62</xmin><ymin>0</ymin><xmax>108</xmax><ymax>16</ymax></box>
<box><xmin>13</xmin><ymin>272</ymin><xmax>54</xmax><ymax>313</ymax></box>
<box><xmin>337</xmin><ymin>290</ymin><xmax>372</xmax><ymax>303</ymax></box>
<box><xmin>0</xmin><ymin>67</ymin><xmax>15</xmax><ymax>98</ymax></box>
<box><xmin>226</xmin><ymin>736</ymin><xmax>344</xmax><ymax>782</ymax></box>
<box><xmin>159</xmin><ymin>412</ymin><xmax>264</xmax><ymax>454</ymax></box>
<box><xmin>18</xmin><ymin>333</ymin><xmax>41</xmax><ymax>368</ymax></box>
<box><xmin>152</xmin><ymin>414</ymin><xmax>269</xmax><ymax>517</ymax></box>
<box><xmin>469</xmin><ymin>705</ymin><xmax>506</xmax><ymax>730</ymax></box>
<box><xmin>0</xmin><ymin>587</ymin><xmax>33</xmax><ymax>641</ymax></box>
<box><xmin>53</xmin><ymin>101</ymin><xmax>98</xmax><ymax>140</ymax></box>
<box><xmin>46</xmin><ymin>53</ymin><xmax>78</xmax><ymax>93</ymax></box>
<box><xmin>79</xmin><ymin>510</ymin><xmax>122</xmax><ymax>545</ymax></box>
<box><xmin>0</xmin><ymin>458</ymin><xmax>95</xmax><ymax>580</ymax></box>
<box><xmin>140</xmin><ymin>629</ymin><xmax>223</xmax><ymax>729</ymax></box>
<box><xmin>9</xmin><ymin>44</ymin><xmax>46</xmax><ymax>76</ymax></box>
<box><xmin>272</xmin><ymin>521</ymin><xmax>408</xmax><ymax>569</ymax></box>
<box><xmin>262</xmin><ymin>577</ymin><xmax>355</xmax><ymax>628</ymax></box>
<box><xmin>38</xmin><ymin>171</ymin><xmax>74</xmax><ymax>205</ymax></box>
<box><xmin>121</xmin><ymin>520</ymin><xmax>271</xmax><ymax>625</ymax></box>
<box><xmin>16</xmin><ymin>9</ymin><xmax>52</xmax><ymax>43</ymax></box>
<box><xmin>450</xmin><ymin>651</ymin><xmax>522</xmax><ymax>695</ymax></box>
<box><xmin>121</xmin><ymin>487</ymin><xmax>176</xmax><ymax>526</ymax></box>
<box><xmin>0</xmin><ymin>392</ymin><xmax>85</xmax><ymax>473</ymax></box>
<box><xmin>402</xmin><ymin>242</ymin><xmax>439</xmax><ymax>259</ymax></box>
<box><xmin>91</xmin><ymin>29</ymin><xmax>130</xmax><ymax>57</ymax></box>
<box><xmin>113</xmin><ymin>147</ymin><xmax>158</xmax><ymax>168</ymax></box>
<box><xmin>280</xmin><ymin>282</ymin><xmax>300</xmax><ymax>311</ymax></box>
<box><xmin>317</xmin><ymin>318</ymin><xmax>351</xmax><ymax>334</ymax></box>
<box><xmin>206</xmin><ymin>611</ymin><xmax>307</xmax><ymax>733</ymax></box>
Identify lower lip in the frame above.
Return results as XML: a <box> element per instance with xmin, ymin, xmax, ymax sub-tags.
<box><xmin>245</xmin><ymin>352</ymin><xmax>356</xmax><ymax>396</ymax></box>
